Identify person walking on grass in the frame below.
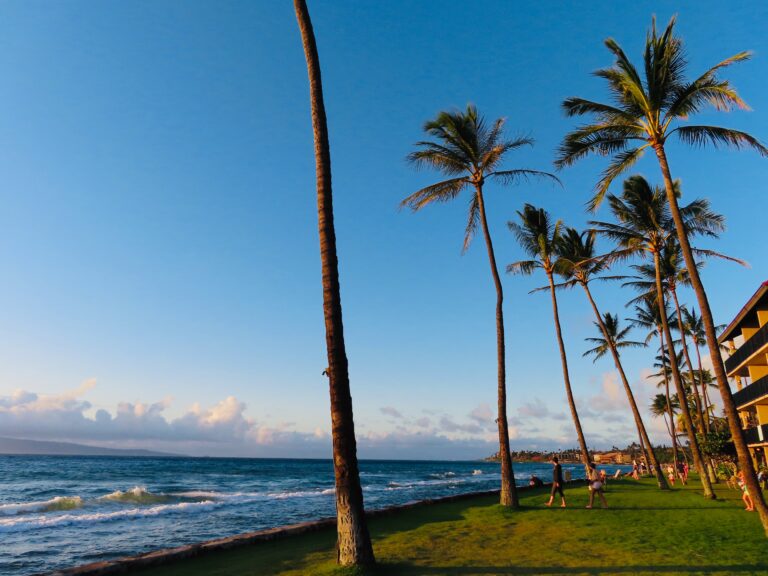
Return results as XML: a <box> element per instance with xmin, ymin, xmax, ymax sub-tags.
<box><xmin>586</xmin><ymin>462</ymin><xmax>608</xmax><ymax>509</ymax></box>
<box><xmin>546</xmin><ymin>456</ymin><xmax>566</xmax><ymax>508</ymax></box>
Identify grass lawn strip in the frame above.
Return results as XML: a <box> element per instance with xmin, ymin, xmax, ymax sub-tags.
<box><xmin>134</xmin><ymin>477</ymin><xmax>767</xmax><ymax>576</ymax></box>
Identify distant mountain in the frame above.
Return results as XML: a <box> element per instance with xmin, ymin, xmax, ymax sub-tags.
<box><xmin>0</xmin><ymin>437</ymin><xmax>180</xmax><ymax>457</ymax></box>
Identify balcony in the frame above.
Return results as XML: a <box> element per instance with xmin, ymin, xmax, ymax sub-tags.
<box><xmin>725</xmin><ymin>322</ymin><xmax>768</xmax><ymax>376</ymax></box>
<box><xmin>733</xmin><ymin>374</ymin><xmax>768</xmax><ymax>409</ymax></box>
<box><xmin>743</xmin><ymin>424</ymin><xmax>768</xmax><ymax>445</ymax></box>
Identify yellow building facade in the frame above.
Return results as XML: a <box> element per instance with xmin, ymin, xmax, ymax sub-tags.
<box><xmin>719</xmin><ymin>281</ymin><xmax>768</xmax><ymax>468</ymax></box>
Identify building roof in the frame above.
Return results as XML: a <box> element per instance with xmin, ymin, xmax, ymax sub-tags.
<box><xmin>718</xmin><ymin>281</ymin><xmax>768</xmax><ymax>344</ymax></box>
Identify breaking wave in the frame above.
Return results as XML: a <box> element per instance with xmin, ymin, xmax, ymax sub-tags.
<box><xmin>0</xmin><ymin>500</ymin><xmax>219</xmax><ymax>534</ymax></box>
<box><xmin>0</xmin><ymin>496</ymin><xmax>84</xmax><ymax>516</ymax></box>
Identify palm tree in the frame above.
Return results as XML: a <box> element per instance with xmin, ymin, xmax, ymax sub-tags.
<box><xmin>402</xmin><ymin>105</ymin><xmax>557</xmax><ymax>507</ymax></box>
<box><xmin>583</xmin><ymin>312</ymin><xmax>646</xmax><ymax>360</ymax></box>
<box><xmin>631</xmin><ymin>297</ymin><xmax>681</xmax><ymax>469</ymax></box>
<box><xmin>682</xmin><ymin>307</ymin><xmax>727</xmax><ymax>428</ymax></box>
<box><xmin>651</xmin><ymin>393</ymin><xmax>681</xmax><ymax>449</ymax></box>
<box><xmin>625</xmin><ymin>247</ymin><xmax>701</xmax><ymax>435</ymax></box>
<box><xmin>650</xmin><ymin>346</ymin><xmax>685</xmax><ymax>470</ymax></box>
<box><xmin>507</xmin><ymin>204</ymin><xmax>591</xmax><ymax>468</ymax></box>
<box><xmin>555</xmin><ymin>228</ymin><xmax>668</xmax><ymax>489</ymax></box>
<box><xmin>293</xmin><ymin>0</ymin><xmax>374</xmax><ymax>565</ymax></box>
<box><xmin>626</xmin><ymin>237</ymin><xmax>744</xmax><ymax>439</ymax></box>
<box><xmin>556</xmin><ymin>15</ymin><xmax>768</xmax><ymax>529</ymax></box>
<box><xmin>591</xmin><ymin>175</ymin><xmax>715</xmax><ymax>498</ymax></box>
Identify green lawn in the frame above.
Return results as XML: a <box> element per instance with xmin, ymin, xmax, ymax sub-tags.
<box><xmin>135</xmin><ymin>477</ymin><xmax>767</xmax><ymax>576</ymax></box>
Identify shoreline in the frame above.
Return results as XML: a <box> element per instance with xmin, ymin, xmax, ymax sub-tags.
<box><xmin>44</xmin><ymin>486</ymin><xmax>532</xmax><ymax>576</ymax></box>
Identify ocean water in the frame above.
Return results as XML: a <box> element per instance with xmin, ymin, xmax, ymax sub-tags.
<box><xmin>0</xmin><ymin>456</ymin><xmax>629</xmax><ymax>575</ymax></box>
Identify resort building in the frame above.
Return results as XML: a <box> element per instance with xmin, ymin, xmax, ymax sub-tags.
<box><xmin>719</xmin><ymin>281</ymin><xmax>768</xmax><ymax>468</ymax></box>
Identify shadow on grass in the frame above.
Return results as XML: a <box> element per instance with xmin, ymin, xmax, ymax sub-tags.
<box><xmin>367</xmin><ymin>562</ymin><xmax>768</xmax><ymax>575</ymax></box>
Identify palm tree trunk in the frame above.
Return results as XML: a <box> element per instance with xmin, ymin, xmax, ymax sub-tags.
<box><xmin>658</xmin><ymin>330</ymin><xmax>679</xmax><ymax>474</ymax></box>
<box><xmin>655</xmin><ymin>145</ymin><xmax>768</xmax><ymax>530</ymax></box>
<box><xmin>547</xmin><ymin>272</ymin><xmax>590</xmax><ymax>468</ymax></box>
<box><xmin>653</xmin><ymin>251</ymin><xmax>714</xmax><ymax>498</ymax></box>
<box><xmin>670</xmin><ymin>289</ymin><xmax>707</xmax><ymax>435</ymax></box>
<box><xmin>475</xmin><ymin>186</ymin><xmax>517</xmax><ymax>507</ymax></box>
<box><xmin>694</xmin><ymin>340</ymin><xmax>711</xmax><ymax>433</ymax></box>
<box><xmin>293</xmin><ymin>0</ymin><xmax>375</xmax><ymax>565</ymax></box>
<box><xmin>582</xmin><ymin>283</ymin><xmax>669</xmax><ymax>489</ymax></box>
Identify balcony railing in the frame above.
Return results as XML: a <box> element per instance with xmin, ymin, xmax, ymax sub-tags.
<box><xmin>733</xmin><ymin>374</ymin><xmax>768</xmax><ymax>409</ymax></box>
<box><xmin>725</xmin><ymin>322</ymin><xmax>768</xmax><ymax>375</ymax></box>
<box><xmin>743</xmin><ymin>424</ymin><xmax>768</xmax><ymax>445</ymax></box>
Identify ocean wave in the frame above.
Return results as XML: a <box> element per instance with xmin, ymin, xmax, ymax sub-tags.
<box><xmin>99</xmin><ymin>486</ymin><xmax>173</xmax><ymax>505</ymax></box>
<box><xmin>428</xmin><ymin>471</ymin><xmax>456</xmax><ymax>479</ymax></box>
<box><xmin>266</xmin><ymin>488</ymin><xmax>335</xmax><ymax>499</ymax></box>
<box><xmin>0</xmin><ymin>496</ymin><xmax>84</xmax><ymax>516</ymax></box>
<box><xmin>0</xmin><ymin>500</ymin><xmax>219</xmax><ymax>534</ymax></box>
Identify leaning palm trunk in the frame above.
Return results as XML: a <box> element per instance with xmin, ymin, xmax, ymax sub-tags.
<box><xmin>293</xmin><ymin>0</ymin><xmax>375</xmax><ymax>564</ymax></box>
<box><xmin>670</xmin><ymin>289</ymin><xmax>706</xmax><ymax>435</ymax></box>
<box><xmin>655</xmin><ymin>148</ymin><xmax>768</xmax><ymax>527</ymax></box>
<box><xmin>476</xmin><ymin>187</ymin><xmax>517</xmax><ymax>507</ymax></box>
<box><xmin>582</xmin><ymin>284</ymin><xmax>668</xmax><ymax>489</ymax></box>
<box><xmin>653</xmin><ymin>251</ymin><xmax>714</xmax><ymax>498</ymax></box>
<box><xmin>547</xmin><ymin>272</ymin><xmax>590</xmax><ymax>468</ymax></box>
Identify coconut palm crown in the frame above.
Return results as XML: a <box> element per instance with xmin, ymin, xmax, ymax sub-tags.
<box><xmin>584</xmin><ymin>313</ymin><xmax>645</xmax><ymax>361</ymax></box>
<box><xmin>556</xmin><ymin>15</ymin><xmax>768</xmax><ymax>211</ymax></box>
<box><xmin>403</xmin><ymin>104</ymin><xmax>558</xmax><ymax>251</ymax></box>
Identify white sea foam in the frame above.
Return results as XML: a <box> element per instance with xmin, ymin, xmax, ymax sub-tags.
<box><xmin>266</xmin><ymin>488</ymin><xmax>336</xmax><ymax>499</ymax></box>
<box><xmin>472</xmin><ymin>469</ymin><xmax>483</xmax><ymax>475</ymax></box>
<box><xmin>0</xmin><ymin>499</ymin><xmax>219</xmax><ymax>534</ymax></box>
<box><xmin>99</xmin><ymin>486</ymin><xmax>173</xmax><ymax>504</ymax></box>
<box><xmin>0</xmin><ymin>496</ymin><xmax>84</xmax><ymax>516</ymax></box>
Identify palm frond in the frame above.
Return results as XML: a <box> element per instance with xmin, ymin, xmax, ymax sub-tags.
<box><xmin>462</xmin><ymin>193</ymin><xmax>480</xmax><ymax>254</ymax></box>
<box><xmin>491</xmin><ymin>169</ymin><xmax>561</xmax><ymax>187</ymax></box>
<box><xmin>400</xmin><ymin>177</ymin><xmax>469</xmax><ymax>211</ymax></box>
<box><xmin>506</xmin><ymin>260</ymin><xmax>539</xmax><ymax>276</ymax></box>
<box><xmin>671</xmin><ymin>126</ymin><xmax>768</xmax><ymax>156</ymax></box>
<box><xmin>590</xmin><ymin>145</ymin><xmax>649</xmax><ymax>211</ymax></box>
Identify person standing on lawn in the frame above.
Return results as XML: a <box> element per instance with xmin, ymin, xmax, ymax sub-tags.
<box><xmin>586</xmin><ymin>462</ymin><xmax>608</xmax><ymax>509</ymax></box>
<box><xmin>545</xmin><ymin>456</ymin><xmax>566</xmax><ymax>508</ymax></box>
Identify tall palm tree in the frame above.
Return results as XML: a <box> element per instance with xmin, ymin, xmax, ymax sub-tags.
<box><xmin>293</xmin><ymin>0</ymin><xmax>374</xmax><ymax>565</ymax></box>
<box><xmin>651</xmin><ymin>392</ymin><xmax>681</xmax><ymax>449</ymax></box>
<box><xmin>555</xmin><ymin>228</ymin><xmax>668</xmax><ymax>489</ymax></box>
<box><xmin>556</xmin><ymin>16</ymin><xmax>768</xmax><ymax>529</ymax></box>
<box><xmin>591</xmin><ymin>175</ymin><xmax>716</xmax><ymax>498</ymax></box>
<box><xmin>682</xmin><ymin>307</ymin><xmax>727</xmax><ymax>428</ymax></box>
<box><xmin>627</xmin><ymin>238</ymin><xmax>744</xmax><ymax>439</ymax></box>
<box><xmin>650</xmin><ymin>346</ymin><xmax>685</xmax><ymax>470</ymax></box>
<box><xmin>625</xmin><ymin>247</ymin><xmax>701</xmax><ymax>434</ymax></box>
<box><xmin>631</xmin><ymin>297</ymin><xmax>680</xmax><ymax>469</ymax></box>
<box><xmin>507</xmin><ymin>204</ymin><xmax>591</xmax><ymax>468</ymax></box>
<box><xmin>402</xmin><ymin>105</ymin><xmax>557</xmax><ymax>507</ymax></box>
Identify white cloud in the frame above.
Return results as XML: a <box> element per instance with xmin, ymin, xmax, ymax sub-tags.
<box><xmin>379</xmin><ymin>406</ymin><xmax>403</xmax><ymax>419</ymax></box>
<box><xmin>518</xmin><ymin>398</ymin><xmax>551</xmax><ymax>418</ymax></box>
<box><xmin>588</xmin><ymin>372</ymin><xmax>628</xmax><ymax>412</ymax></box>
<box><xmin>468</xmin><ymin>403</ymin><xmax>494</xmax><ymax>426</ymax></box>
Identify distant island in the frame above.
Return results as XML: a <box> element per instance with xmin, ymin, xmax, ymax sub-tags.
<box><xmin>0</xmin><ymin>437</ymin><xmax>180</xmax><ymax>457</ymax></box>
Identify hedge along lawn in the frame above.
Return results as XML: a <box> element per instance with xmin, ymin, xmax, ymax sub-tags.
<box><xmin>135</xmin><ymin>477</ymin><xmax>768</xmax><ymax>576</ymax></box>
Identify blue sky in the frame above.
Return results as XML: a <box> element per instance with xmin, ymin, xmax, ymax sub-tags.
<box><xmin>0</xmin><ymin>1</ymin><xmax>765</xmax><ymax>459</ymax></box>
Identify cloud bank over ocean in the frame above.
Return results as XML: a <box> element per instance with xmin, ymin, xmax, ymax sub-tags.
<box><xmin>0</xmin><ymin>376</ymin><xmax>669</xmax><ymax>459</ymax></box>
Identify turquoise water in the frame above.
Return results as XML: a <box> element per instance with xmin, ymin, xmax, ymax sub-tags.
<box><xmin>0</xmin><ymin>456</ymin><xmax>628</xmax><ymax>575</ymax></box>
